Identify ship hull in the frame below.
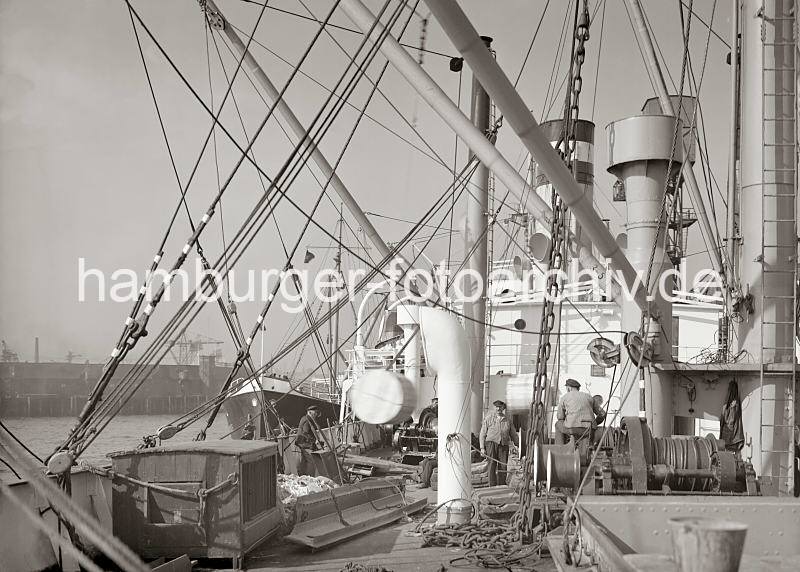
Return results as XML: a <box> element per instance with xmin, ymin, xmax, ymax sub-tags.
<box><xmin>224</xmin><ymin>390</ymin><xmax>339</xmax><ymax>438</ymax></box>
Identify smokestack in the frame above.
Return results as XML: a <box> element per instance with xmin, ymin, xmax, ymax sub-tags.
<box><xmin>34</xmin><ymin>337</ymin><xmax>39</xmax><ymax>363</ymax></box>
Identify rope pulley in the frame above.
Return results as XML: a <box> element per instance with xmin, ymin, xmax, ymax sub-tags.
<box><xmin>587</xmin><ymin>337</ymin><xmax>621</xmax><ymax>367</ymax></box>
<box><xmin>624</xmin><ymin>331</ymin><xmax>653</xmax><ymax>367</ymax></box>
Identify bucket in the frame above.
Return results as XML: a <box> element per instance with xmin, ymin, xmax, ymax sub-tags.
<box><xmin>669</xmin><ymin>517</ymin><xmax>747</xmax><ymax>572</ymax></box>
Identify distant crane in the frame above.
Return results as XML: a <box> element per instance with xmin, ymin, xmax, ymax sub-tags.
<box><xmin>169</xmin><ymin>333</ymin><xmax>223</xmax><ymax>366</ymax></box>
<box><xmin>1</xmin><ymin>340</ymin><xmax>19</xmax><ymax>363</ymax></box>
<box><xmin>65</xmin><ymin>351</ymin><xmax>83</xmax><ymax>364</ymax></box>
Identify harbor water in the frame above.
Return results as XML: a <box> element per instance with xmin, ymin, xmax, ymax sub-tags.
<box><xmin>0</xmin><ymin>414</ymin><xmax>230</xmax><ymax>479</ymax></box>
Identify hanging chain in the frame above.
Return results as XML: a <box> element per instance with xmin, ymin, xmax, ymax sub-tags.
<box><xmin>516</xmin><ymin>0</ymin><xmax>590</xmax><ymax>539</ymax></box>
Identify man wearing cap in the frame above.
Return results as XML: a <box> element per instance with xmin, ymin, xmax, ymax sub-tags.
<box><xmin>479</xmin><ymin>400</ymin><xmax>519</xmax><ymax>486</ymax></box>
<box><xmin>296</xmin><ymin>405</ymin><xmax>322</xmax><ymax>476</ymax></box>
<box><xmin>556</xmin><ymin>379</ymin><xmax>605</xmax><ymax>445</ymax></box>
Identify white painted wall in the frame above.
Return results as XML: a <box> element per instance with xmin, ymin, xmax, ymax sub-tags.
<box><xmin>486</xmin><ymin>299</ymin><xmax>722</xmax><ymax>429</ymax></box>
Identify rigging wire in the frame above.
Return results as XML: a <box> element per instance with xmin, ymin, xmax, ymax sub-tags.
<box><xmin>76</xmin><ymin>0</ymin><xmax>411</xmax><ymax>451</ymax></box>
<box><xmin>446</xmin><ymin>66</ymin><xmax>463</xmax><ymax>277</ymax></box>
<box><xmin>589</xmin><ymin>0</ymin><xmax>607</xmax><ymax>121</ymax></box>
<box><xmin>225</xmin><ymin>20</ymin><xmax>443</xmax><ymax>167</ymax></box>
<box><xmin>211</xmin><ymin>31</ymin><xmax>380</xmax><ymax>270</ymax></box>
<box><xmin>637</xmin><ymin>0</ymin><xmax>725</xmax><ymax>268</ymax></box>
<box><xmin>206</xmin><ymin>25</ymin><xmax>338</xmax><ymax>386</ymax></box>
<box><xmin>196</xmin><ymin>0</ymin><xmax>421</xmax><ymax>438</ymax></box>
<box><xmin>235</xmin><ymin>0</ymin><xmax>455</xmax><ymax>58</ymax></box>
<box><xmin>57</xmin><ymin>0</ymin><xmax>273</xmax><ymax>457</ymax></box>
<box><xmin>514</xmin><ymin>0</ymin><xmax>552</xmax><ymax>88</ymax></box>
<box><xmin>69</xmin><ymin>0</ymin><xmax>352</xmax><ymax>452</ymax></box>
<box><xmin>540</xmin><ymin>0</ymin><xmax>574</xmax><ymax>121</ymax></box>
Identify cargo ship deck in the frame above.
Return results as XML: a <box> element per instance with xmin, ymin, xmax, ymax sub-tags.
<box><xmin>243</xmin><ymin>485</ymin><xmax>556</xmax><ymax>572</ymax></box>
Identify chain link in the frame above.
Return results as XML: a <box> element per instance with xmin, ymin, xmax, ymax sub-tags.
<box><xmin>516</xmin><ymin>0</ymin><xmax>590</xmax><ymax>539</ymax></box>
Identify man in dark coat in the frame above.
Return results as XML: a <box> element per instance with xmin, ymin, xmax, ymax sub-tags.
<box><xmin>296</xmin><ymin>405</ymin><xmax>321</xmax><ymax>476</ymax></box>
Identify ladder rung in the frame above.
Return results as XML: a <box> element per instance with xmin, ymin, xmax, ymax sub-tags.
<box><xmin>763</xmin><ymin>269</ymin><xmax>796</xmax><ymax>273</ymax></box>
<box><xmin>762</xmin><ymin>245</ymin><xmax>796</xmax><ymax>248</ymax></box>
<box><xmin>764</xmin><ymin>193</ymin><xmax>796</xmax><ymax>197</ymax></box>
<box><xmin>763</xmin><ymin>68</ymin><xmax>796</xmax><ymax>72</ymax></box>
<box><xmin>762</xmin><ymin>166</ymin><xmax>797</xmax><ymax>170</ymax></box>
<box><xmin>764</xmin><ymin>143</ymin><xmax>796</xmax><ymax>146</ymax></box>
<box><xmin>762</xmin><ymin>320</ymin><xmax>796</xmax><ymax>324</ymax></box>
<box><xmin>763</xmin><ymin>369</ymin><xmax>795</xmax><ymax>374</ymax></box>
<box><xmin>760</xmin><ymin>450</ymin><xmax>794</xmax><ymax>454</ymax></box>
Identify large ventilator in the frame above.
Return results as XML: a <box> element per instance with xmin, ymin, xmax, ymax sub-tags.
<box><xmin>350</xmin><ymin>307</ymin><xmax>473</xmax><ymax>524</ymax></box>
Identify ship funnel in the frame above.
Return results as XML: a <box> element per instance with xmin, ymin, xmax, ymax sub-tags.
<box><xmin>418</xmin><ymin>307</ymin><xmax>473</xmax><ymax>525</ymax></box>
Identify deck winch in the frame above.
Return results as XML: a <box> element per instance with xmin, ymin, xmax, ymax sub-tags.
<box><xmin>540</xmin><ymin>417</ymin><xmax>758</xmax><ymax>495</ymax></box>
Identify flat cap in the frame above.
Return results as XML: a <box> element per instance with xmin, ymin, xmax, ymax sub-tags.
<box><xmin>565</xmin><ymin>378</ymin><xmax>581</xmax><ymax>389</ymax></box>
<box><xmin>307</xmin><ymin>405</ymin><xmax>321</xmax><ymax>412</ymax></box>
<box><xmin>492</xmin><ymin>400</ymin><xmax>506</xmax><ymax>408</ymax></box>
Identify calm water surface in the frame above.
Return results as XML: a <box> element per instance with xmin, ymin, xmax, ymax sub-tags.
<box><xmin>1</xmin><ymin>414</ymin><xmax>230</xmax><ymax>478</ymax></box>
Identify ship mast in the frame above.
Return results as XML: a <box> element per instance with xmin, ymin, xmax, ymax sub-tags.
<box><xmin>736</xmin><ymin>0</ymin><xmax>797</xmax><ymax>494</ymax></box>
<box><xmin>463</xmin><ymin>36</ymin><xmax>493</xmax><ymax>434</ymax></box>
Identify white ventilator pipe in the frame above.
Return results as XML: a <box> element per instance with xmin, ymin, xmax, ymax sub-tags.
<box><xmin>396</xmin><ymin>304</ymin><xmax>423</xmax><ymax>414</ymax></box>
<box><xmin>203</xmin><ymin>0</ymin><xmax>393</xmax><ymax>261</ymax></box>
<box><xmin>623</xmin><ymin>0</ymin><xmax>727</xmax><ymax>284</ymax></box>
<box><xmin>418</xmin><ymin>306</ymin><xmax>473</xmax><ymax>525</ymax></box>
<box><xmin>339</xmin><ymin>0</ymin><xmax>650</xmax><ymax>312</ymax></box>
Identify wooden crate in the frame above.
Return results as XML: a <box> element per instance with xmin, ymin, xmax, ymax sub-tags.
<box><xmin>109</xmin><ymin>440</ymin><xmax>281</xmax><ymax>563</ymax></box>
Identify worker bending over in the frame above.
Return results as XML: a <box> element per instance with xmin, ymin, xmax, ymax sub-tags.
<box><xmin>479</xmin><ymin>400</ymin><xmax>519</xmax><ymax>486</ymax></box>
<box><xmin>555</xmin><ymin>379</ymin><xmax>605</xmax><ymax>445</ymax></box>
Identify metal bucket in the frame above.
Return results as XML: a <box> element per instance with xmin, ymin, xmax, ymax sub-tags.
<box><xmin>669</xmin><ymin>517</ymin><xmax>747</xmax><ymax>572</ymax></box>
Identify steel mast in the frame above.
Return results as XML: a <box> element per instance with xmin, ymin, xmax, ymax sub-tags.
<box><xmin>464</xmin><ymin>36</ymin><xmax>493</xmax><ymax>434</ymax></box>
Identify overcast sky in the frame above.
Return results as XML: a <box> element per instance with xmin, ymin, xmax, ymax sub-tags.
<box><xmin>0</xmin><ymin>0</ymin><xmax>732</xmax><ymax>367</ymax></box>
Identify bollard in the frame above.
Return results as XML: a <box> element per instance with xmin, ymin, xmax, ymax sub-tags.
<box><xmin>669</xmin><ymin>517</ymin><xmax>747</xmax><ymax>572</ymax></box>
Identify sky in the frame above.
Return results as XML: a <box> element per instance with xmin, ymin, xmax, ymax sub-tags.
<box><xmin>0</xmin><ymin>0</ymin><xmax>733</xmax><ymax>368</ymax></box>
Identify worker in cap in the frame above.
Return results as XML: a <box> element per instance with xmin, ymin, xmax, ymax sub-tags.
<box><xmin>479</xmin><ymin>399</ymin><xmax>519</xmax><ymax>486</ymax></box>
<box><xmin>555</xmin><ymin>379</ymin><xmax>605</xmax><ymax>445</ymax></box>
<box><xmin>296</xmin><ymin>405</ymin><xmax>323</xmax><ymax>476</ymax></box>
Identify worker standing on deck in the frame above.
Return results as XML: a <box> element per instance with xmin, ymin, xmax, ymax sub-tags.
<box><xmin>479</xmin><ymin>400</ymin><xmax>518</xmax><ymax>486</ymax></box>
<box><xmin>555</xmin><ymin>379</ymin><xmax>604</xmax><ymax>445</ymax></box>
<box><xmin>296</xmin><ymin>405</ymin><xmax>321</xmax><ymax>476</ymax></box>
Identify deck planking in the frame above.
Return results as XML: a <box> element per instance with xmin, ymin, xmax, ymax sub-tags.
<box><xmin>244</xmin><ymin>485</ymin><xmax>555</xmax><ymax>572</ymax></box>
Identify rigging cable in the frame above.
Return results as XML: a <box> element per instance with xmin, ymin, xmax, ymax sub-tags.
<box><xmin>210</xmin><ymin>34</ymin><xmax>379</xmax><ymax>272</ymax></box>
<box><xmin>77</xmin><ymin>0</ymin><xmax>412</xmax><ymax>450</ymax></box>
<box><xmin>207</xmin><ymin>25</ymin><xmax>338</xmax><ymax>388</ymax></box>
<box><xmin>65</xmin><ymin>0</ymin><xmax>347</xmax><ymax>454</ymax></box>
<box><xmin>236</xmin><ymin>0</ymin><xmax>454</xmax><ymax>58</ymax></box>
<box><xmin>196</xmin><ymin>0</ymin><xmax>419</xmax><ymax>438</ymax></box>
<box><xmin>54</xmin><ymin>0</ymin><xmax>271</xmax><ymax>457</ymax></box>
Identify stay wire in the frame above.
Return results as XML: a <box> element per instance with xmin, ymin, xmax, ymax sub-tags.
<box><xmin>207</xmin><ymin>26</ymin><xmax>337</xmax><ymax>386</ymax></box>
<box><xmin>71</xmin><ymin>0</ymin><xmax>349</xmax><ymax>450</ymax></box>
<box><xmin>236</xmin><ymin>0</ymin><xmax>454</xmax><ymax>58</ymax></box>
<box><xmin>211</xmin><ymin>30</ymin><xmax>380</xmax><ymax>269</ymax></box>
<box><xmin>78</xmin><ymin>0</ymin><xmax>406</xmax><ymax>450</ymax></box>
<box><xmin>590</xmin><ymin>0</ymin><xmax>606</xmax><ymax>121</ymax></box>
<box><xmin>514</xmin><ymin>0</ymin><xmax>551</xmax><ymax>88</ymax></box>
<box><xmin>60</xmin><ymin>0</ymin><xmax>270</xmax><ymax>454</ymax></box>
<box><xmin>197</xmin><ymin>0</ymin><xmax>419</xmax><ymax>436</ymax></box>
